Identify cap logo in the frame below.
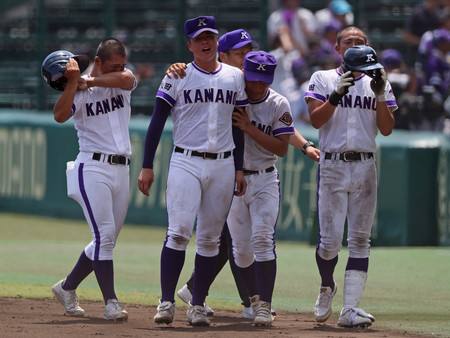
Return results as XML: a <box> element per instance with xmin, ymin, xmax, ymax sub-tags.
<box><xmin>241</xmin><ymin>31</ymin><xmax>249</xmax><ymax>40</ymax></box>
<box><xmin>198</xmin><ymin>18</ymin><xmax>206</xmax><ymax>27</ymax></box>
<box><xmin>257</xmin><ymin>64</ymin><xmax>266</xmax><ymax>72</ymax></box>
<box><xmin>366</xmin><ymin>54</ymin><xmax>375</xmax><ymax>63</ymax></box>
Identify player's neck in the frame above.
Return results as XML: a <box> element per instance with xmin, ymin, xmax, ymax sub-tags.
<box><xmin>193</xmin><ymin>59</ymin><xmax>220</xmax><ymax>73</ymax></box>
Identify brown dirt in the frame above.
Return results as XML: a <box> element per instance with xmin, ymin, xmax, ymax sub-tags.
<box><xmin>0</xmin><ymin>297</ymin><xmax>427</xmax><ymax>338</ymax></box>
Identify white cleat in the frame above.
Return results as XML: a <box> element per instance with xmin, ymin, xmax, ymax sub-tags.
<box><xmin>177</xmin><ymin>284</ymin><xmax>214</xmax><ymax>316</ymax></box>
<box><xmin>154</xmin><ymin>300</ymin><xmax>175</xmax><ymax>324</ymax></box>
<box><xmin>253</xmin><ymin>301</ymin><xmax>272</xmax><ymax>327</ymax></box>
<box><xmin>338</xmin><ymin>307</ymin><xmax>375</xmax><ymax>328</ymax></box>
<box><xmin>52</xmin><ymin>279</ymin><xmax>85</xmax><ymax>317</ymax></box>
<box><xmin>314</xmin><ymin>283</ymin><xmax>337</xmax><ymax>322</ymax></box>
<box><xmin>242</xmin><ymin>306</ymin><xmax>254</xmax><ymax>319</ymax></box>
<box><xmin>104</xmin><ymin>299</ymin><xmax>128</xmax><ymax>321</ymax></box>
<box><xmin>187</xmin><ymin>302</ymin><xmax>210</xmax><ymax>326</ymax></box>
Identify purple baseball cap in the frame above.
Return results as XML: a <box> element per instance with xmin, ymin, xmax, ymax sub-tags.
<box><xmin>184</xmin><ymin>16</ymin><xmax>218</xmax><ymax>39</ymax></box>
<box><xmin>244</xmin><ymin>51</ymin><xmax>278</xmax><ymax>84</ymax></box>
<box><xmin>381</xmin><ymin>49</ymin><xmax>403</xmax><ymax>68</ymax></box>
<box><xmin>218</xmin><ymin>29</ymin><xmax>256</xmax><ymax>53</ymax></box>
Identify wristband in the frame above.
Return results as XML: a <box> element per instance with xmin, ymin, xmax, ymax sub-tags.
<box><xmin>376</xmin><ymin>94</ymin><xmax>386</xmax><ymax>102</ymax></box>
<box><xmin>302</xmin><ymin>141</ymin><xmax>315</xmax><ymax>155</ymax></box>
<box><xmin>329</xmin><ymin>90</ymin><xmax>344</xmax><ymax>106</ymax></box>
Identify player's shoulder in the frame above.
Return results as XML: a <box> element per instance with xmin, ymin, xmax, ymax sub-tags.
<box><xmin>220</xmin><ymin>62</ymin><xmax>243</xmax><ymax>75</ymax></box>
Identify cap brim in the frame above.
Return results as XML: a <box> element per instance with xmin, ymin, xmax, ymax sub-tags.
<box><xmin>73</xmin><ymin>55</ymin><xmax>90</xmax><ymax>73</ymax></box>
<box><xmin>244</xmin><ymin>70</ymin><xmax>274</xmax><ymax>84</ymax></box>
<box><xmin>187</xmin><ymin>28</ymin><xmax>219</xmax><ymax>39</ymax></box>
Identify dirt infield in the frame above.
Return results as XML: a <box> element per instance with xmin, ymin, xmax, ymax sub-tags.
<box><xmin>0</xmin><ymin>297</ymin><xmax>429</xmax><ymax>338</ymax></box>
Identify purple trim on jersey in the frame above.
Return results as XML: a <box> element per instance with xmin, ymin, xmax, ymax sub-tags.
<box><xmin>236</xmin><ymin>98</ymin><xmax>249</xmax><ymax>106</ymax></box>
<box><xmin>386</xmin><ymin>99</ymin><xmax>397</xmax><ymax>108</ymax></box>
<box><xmin>249</xmin><ymin>89</ymin><xmax>271</xmax><ymax>104</ymax></box>
<box><xmin>305</xmin><ymin>92</ymin><xmax>327</xmax><ymax>102</ymax></box>
<box><xmin>273</xmin><ymin>126</ymin><xmax>295</xmax><ymax>136</ymax></box>
<box><xmin>156</xmin><ymin>90</ymin><xmax>176</xmax><ymax>107</ymax></box>
<box><xmin>192</xmin><ymin>61</ymin><xmax>222</xmax><ymax>75</ymax></box>
<box><xmin>78</xmin><ymin>163</ymin><xmax>101</xmax><ymax>260</ymax></box>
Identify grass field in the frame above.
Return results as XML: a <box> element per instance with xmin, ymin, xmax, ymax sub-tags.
<box><xmin>0</xmin><ymin>212</ymin><xmax>449</xmax><ymax>337</ymax></box>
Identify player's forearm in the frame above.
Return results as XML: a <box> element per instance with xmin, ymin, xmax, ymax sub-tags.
<box><xmin>87</xmin><ymin>71</ymin><xmax>135</xmax><ymax>90</ymax></box>
<box><xmin>376</xmin><ymin>103</ymin><xmax>395</xmax><ymax>136</ymax></box>
<box><xmin>308</xmin><ymin>100</ymin><xmax>336</xmax><ymax>129</ymax></box>
<box><xmin>53</xmin><ymin>81</ymin><xmax>77</xmax><ymax>123</ymax></box>
<box><xmin>246</xmin><ymin>125</ymin><xmax>289</xmax><ymax>157</ymax></box>
<box><xmin>289</xmin><ymin>128</ymin><xmax>308</xmax><ymax>150</ymax></box>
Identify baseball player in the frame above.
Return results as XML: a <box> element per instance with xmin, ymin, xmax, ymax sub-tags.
<box><xmin>138</xmin><ymin>16</ymin><xmax>248</xmax><ymax>327</ymax></box>
<box><xmin>227</xmin><ymin>50</ymin><xmax>295</xmax><ymax>327</ymax></box>
<box><xmin>46</xmin><ymin>38</ymin><xmax>137</xmax><ymax>321</ymax></box>
<box><xmin>166</xmin><ymin>28</ymin><xmax>320</xmax><ymax>320</ymax></box>
<box><xmin>304</xmin><ymin>25</ymin><xmax>397</xmax><ymax>328</ymax></box>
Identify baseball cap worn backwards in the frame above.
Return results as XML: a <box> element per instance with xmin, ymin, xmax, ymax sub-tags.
<box><xmin>244</xmin><ymin>51</ymin><xmax>277</xmax><ymax>85</ymax></box>
<box><xmin>184</xmin><ymin>16</ymin><xmax>218</xmax><ymax>38</ymax></box>
<box><xmin>218</xmin><ymin>29</ymin><xmax>256</xmax><ymax>53</ymax></box>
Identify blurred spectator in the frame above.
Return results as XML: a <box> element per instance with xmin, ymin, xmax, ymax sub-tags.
<box><xmin>380</xmin><ymin>49</ymin><xmax>421</xmax><ymax>129</ymax></box>
<box><xmin>267</xmin><ymin>0</ymin><xmax>317</xmax><ymax>57</ymax></box>
<box><xmin>419</xmin><ymin>28</ymin><xmax>450</xmax><ymax>131</ymax></box>
<box><xmin>417</xmin><ymin>8</ymin><xmax>450</xmax><ymax>72</ymax></box>
<box><xmin>269</xmin><ymin>35</ymin><xmax>301</xmax><ymax>99</ymax></box>
<box><xmin>307</xmin><ymin>19</ymin><xmax>342</xmax><ymax>71</ymax></box>
<box><xmin>315</xmin><ymin>0</ymin><xmax>353</xmax><ymax>35</ymax></box>
<box><xmin>403</xmin><ymin>0</ymin><xmax>442</xmax><ymax>62</ymax></box>
<box><xmin>286</xmin><ymin>57</ymin><xmax>312</xmax><ymax>126</ymax></box>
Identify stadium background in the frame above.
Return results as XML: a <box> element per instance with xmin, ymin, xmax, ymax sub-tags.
<box><xmin>0</xmin><ymin>0</ymin><xmax>449</xmax><ymax>247</ymax></box>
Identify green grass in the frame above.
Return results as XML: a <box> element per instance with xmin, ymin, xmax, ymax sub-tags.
<box><xmin>0</xmin><ymin>212</ymin><xmax>449</xmax><ymax>336</ymax></box>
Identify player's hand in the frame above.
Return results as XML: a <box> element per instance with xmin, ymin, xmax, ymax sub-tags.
<box><xmin>306</xmin><ymin>146</ymin><xmax>320</xmax><ymax>162</ymax></box>
<box><xmin>336</xmin><ymin>71</ymin><xmax>355</xmax><ymax>95</ymax></box>
<box><xmin>234</xmin><ymin>170</ymin><xmax>247</xmax><ymax>196</ymax></box>
<box><xmin>232</xmin><ymin>106</ymin><xmax>251</xmax><ymax>133</ymax></box>
<box><xmin>138</xmin><ymin>168</ymin><xmax>154</xmax><ymax>196</ymax></box>
<box><xmin>166</xmin><ymin>63</ymin><xmax>187</xmax><ymax>79</ymax></box>
<box><xmin>64</xmin><ymin>58</ymin><xmax>81</xmax><ymax>82</ymax></box>
<box><xmin>370</xmin><ymin>68</ymin><xmax>387</xmax><ymax>101</ymax></box>
<box><xmin>77</xmin><ymin>77</ymin><xmax>88</xmax><ymax>91</ymax></box>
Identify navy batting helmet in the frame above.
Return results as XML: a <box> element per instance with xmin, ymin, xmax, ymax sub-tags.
<box><xmin>342</xmin><ymin>45</ymin><xmax>383</xmax><ymax>78</ymax></box>
<box><xmin>41</xmin><ymin>50</ymin><xmax>90</xmax><ymax>91</ymax></box>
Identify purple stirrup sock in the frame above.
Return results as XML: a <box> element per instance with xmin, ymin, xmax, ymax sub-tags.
<box><xmin>160</xmin><ymin>245</ymin><xmax>185</xmax><ymax>303</ymax></box>
<box><xmin>63</xmin><ymin>250</ymin><xmax>93</xmax><ymax>290</ymax></box>
<box><xmin>191</xmin><ymin>253</ymin><xmax>218</xmax><ymax>306</ymax></box>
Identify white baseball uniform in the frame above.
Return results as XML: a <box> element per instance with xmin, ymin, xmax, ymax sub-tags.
<box><xmin>227</xmin><ymin>89</ymin><xmax>295</xmax><ymax>268</ymax></box>
<box><xmin>305</xmin><ymin>69</ymin><xmax>397</xmax><ymax>259</ymax></box>
<box><xmin>66</xmin><ymin>70</ymin><xmax>137</xmax><ymax>260</ymax></box>
<box><xmin>155</xmin><ymin>62</ymin><xmax>248</xmax><ymax>257</ymax></box>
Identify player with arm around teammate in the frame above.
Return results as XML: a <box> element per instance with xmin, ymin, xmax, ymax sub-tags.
<box><xmin>227</xmin><ymin>51</ymin><xmax>295</xmax><ymax>327</ymax></box>
<box><xmin>138</xmin><ymin>16</ymin><xmax>247</xmax><ymax>327</ymax></box>
<box><xmin>304</xmin><ymin>25</ymin><xmax>396</xmax><ymax>328</ymax></box>
<box><xmin>47</xmin><ymin>38</ymin><xmax>137</xmax><ymax>321</ymax></box>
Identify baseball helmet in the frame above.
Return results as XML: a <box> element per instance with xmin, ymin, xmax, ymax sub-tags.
<box><xmin>41</xmin><ymin>50</ymin><xmax>90</xmax><ymax>91</ymax></box>
<box><xmin>342</xmin><ymin>45</ymin><xmax>383</xmax><ymax>78</ymax></box>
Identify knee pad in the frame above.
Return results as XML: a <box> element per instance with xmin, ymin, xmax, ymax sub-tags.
<box><xmin>252</xmin><ymin>234</ymin><xmax>276</xmax><ymax>261</ymax></box>
<box><xmin>347</xmin><ymin>233</ymin><xmax>371</xmax><ymax>258</ymax></box>
<box><xmin>166</xmin><ymin>233</ymin><xmax>190</xmax><ymax>251</ymax></box>
<box><xmin>317</xmin><ymin>244</ymin><xmax>340</xmax><ymax>260</ymax></box>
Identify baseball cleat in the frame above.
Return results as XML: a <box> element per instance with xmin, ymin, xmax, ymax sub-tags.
<box><xmin>104</xmin><ymin>299</ymin><xmax>128</xmax><ymax>321</ymax></box>
<box><xmin>242</xmin><ymin>305</ymin><xmax>254</xmax><ymax>319</ymax></box>
<box><xmin>177</xmin><ymin>284</ymin><xmax>214</xmax><ymax>316</ymax></box>
<box><xmin>154</xmin><ymin>300</ymin><xmax>175</xmax><ymax>324</ymax></box>
<box><xmin>187</xmin><ymin>302</ymin><xmax>210</xmax><ymax>326</ymax></box>
<box><xmin>52</xmin><ymin>279</ymin><xmax>85</xmax><ymax>317</ymax></box>
<box><xmin>338</xmin><ymin>306</ymin><xmax>375</xmax><ymax>328</ymax></box>
<box><xmin>314</xmin><ymin>283</ymin><xmax>337</xmax><ymax>322</ymax></box>
<box><xmin>243</xmin><ymin>305</ymin><xmax>276</xmax><ymax>320</ymax></box>
<box><xmin>253</xmin><ymin>301</ymin><xmax>272</xmax><ymax>327</ymax></box>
